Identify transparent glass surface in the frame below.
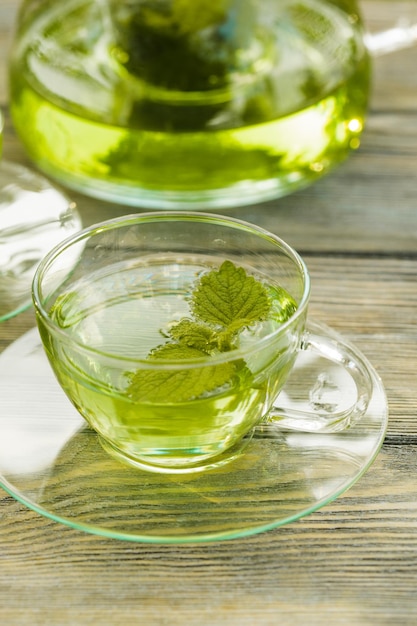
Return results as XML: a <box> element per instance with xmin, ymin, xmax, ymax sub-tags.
<box><xmin>0</xmin><ymin>321</ymin><xmax>388</xmax><ymax>543</ymax></box>
<box><xmin>8</xmin><ymin>0</ymin><xmax>417</xmax><ymax>210</ymax></box>
<box><xmin>8</xmin><ymin>0</ymin><xmax>371</xmax><ymax>209</ymax></box>
<box><xmin>0</xmin><ymin>109</ymin><xmax>82</xmax><ymax>321</ymax></box>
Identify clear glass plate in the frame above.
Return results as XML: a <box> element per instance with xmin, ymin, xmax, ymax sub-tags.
<box><xmin>0</xmin><ymin>322</ymin><xmax>388</xmax><ymax>543</ymax></box>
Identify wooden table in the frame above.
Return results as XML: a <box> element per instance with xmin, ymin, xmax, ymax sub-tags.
<box><xmin>1</xmin><ymin>1</ymin><xmax>417</xmax><ymax>623</ymax></box>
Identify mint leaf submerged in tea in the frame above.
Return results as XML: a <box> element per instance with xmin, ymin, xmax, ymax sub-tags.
<box><xmin>114</xmin><ymin>0</ymin><xmax>236</xmax><ymax>92</ymax></box>
<box><xmin>126</xmin><ymin>260</ymin><xmax>296</xmax><ymax>403</ymax></box>
<box><xmin>127</xmin><ymin>344</ymin><xmax>243</xmax><ymax>403</ymax></box>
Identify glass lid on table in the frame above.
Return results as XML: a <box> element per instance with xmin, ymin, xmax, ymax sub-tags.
<box><xmin>0</xmin><ymin>108</ymin><xmax>82</xmax><ymax>322</ymax></box>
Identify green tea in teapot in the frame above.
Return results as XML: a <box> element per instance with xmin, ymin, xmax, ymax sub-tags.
<box><xmin>9</xmin><ymin>0</ymin><xmax>370</xmax><ymax>208</ymax></box>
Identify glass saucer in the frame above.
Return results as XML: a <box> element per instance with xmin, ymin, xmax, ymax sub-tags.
<box><xmin>0</xmin><ymin>322</ymin><xmax>388</xmax><ymax>543</ymax></box>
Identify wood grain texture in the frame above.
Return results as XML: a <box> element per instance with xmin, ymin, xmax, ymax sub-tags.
<box><xmin>0</xmin><ymin>446</ymin><xmax>416</xmax><ymax>625</ymax></box>
<box><xmin>1</xmin><ymin>1</ymin><xmax>417</xmax><ymax>624</ymax></box>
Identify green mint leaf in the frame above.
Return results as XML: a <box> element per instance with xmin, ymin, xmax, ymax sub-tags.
<box><xmin>171</xmin><ymin>0</ymin><xmax>226</xmax><ymax>35</ymax></box>
<box><xmin>127</xmin><ymin>344</ymin><xmax>238</xmax><ymax>403</ymax></box>
<box><xmin>126</xmin><ymin>260</ymin><xmax>281</xmax><ymax>403</ymax></box>
<box><xmin>191</xmin><ymin>260</ymin><xmax>271</xmax><ymax>329</ymax></box>
<box><xmin>167</xmin><ymin>319</ymin><xmax>217</xmax><ymax>352</ymax></box>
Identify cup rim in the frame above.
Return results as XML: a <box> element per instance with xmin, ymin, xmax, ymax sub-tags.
<box><xmin>32</xmin><ymin>211</ymin><xmax>311</xmax><ymax>368</ymax></box>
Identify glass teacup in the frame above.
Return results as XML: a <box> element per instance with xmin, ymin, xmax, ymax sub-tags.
<box><xmin>33</xmin><ymin>213</ymin><xmax>372</xmax><ymax>473</ymax></box>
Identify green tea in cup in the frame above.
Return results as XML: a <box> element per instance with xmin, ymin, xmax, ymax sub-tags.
<box><xmin>33</xmin><ymin>213</ymin><xmax>372</xmax><ymax>473</ymax></box>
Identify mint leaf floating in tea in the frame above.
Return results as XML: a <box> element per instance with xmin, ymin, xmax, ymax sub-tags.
<box><xmin>126</xmin><ymin>260</ymin><xmax>292</xmax><ymax>403</ymax></box>
<box><xmin>191</xmin><ymin>260</ymin><xmax>271</xmax><ymax>328</ymax></box>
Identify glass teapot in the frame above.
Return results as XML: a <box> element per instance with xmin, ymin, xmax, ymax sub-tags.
<box><xmin>5</xmin><ymin>0</ymin><xmax>403</xmax><ymax>209</ymax></box>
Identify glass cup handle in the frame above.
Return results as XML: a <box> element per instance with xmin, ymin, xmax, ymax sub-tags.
<box><xmin>268</xmin><ymin>323</ymin><xmax>374</xmax><ymax>433</ymax></box>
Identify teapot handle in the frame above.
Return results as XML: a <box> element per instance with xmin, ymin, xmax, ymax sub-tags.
<box><xmin>363</xmin><ymin>2</ymin><xmax>417</xmax><ymax>56</ymax></box>
<box><xmin>365</xmin><ymin>23</ymin><xmax>417</xmax><ymax>55</ymax></box>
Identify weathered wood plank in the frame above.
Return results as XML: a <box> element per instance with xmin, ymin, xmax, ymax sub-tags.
<box><xmin>0</xmin><ymin>1</ymin><xmax>417</xmax><ymax>624</ymax></box>
<box><xmin>0</xmin><ymin>444</ymin><xmax>416</xmax><ymax>625</ymax></box>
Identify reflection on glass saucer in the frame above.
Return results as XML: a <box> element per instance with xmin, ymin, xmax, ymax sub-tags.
<box><xmin>0</xmin><ymin>323</ymin><xmax>387</xmax><ymax>543</ymax></box>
